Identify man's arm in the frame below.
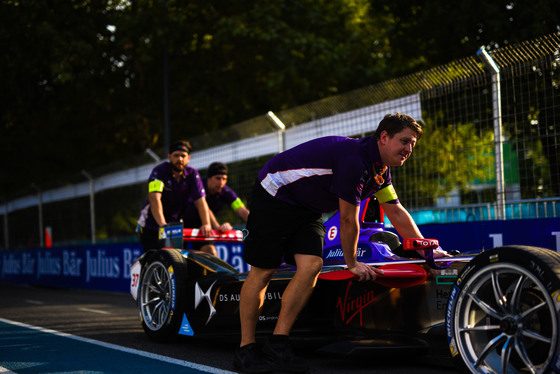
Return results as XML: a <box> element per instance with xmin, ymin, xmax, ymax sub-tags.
<box><xmin>380</xmin><ymin>202</ymin><xmax>422</xmax><ymax>239</ymax></box>
<box><xmin>148</xmin><ymin>192</ymin><xmax>166</xmax><ymax>226</ymax></box>
<box><xmin>382</xmin><ymin>202</ymin><xmax>449</xmax><ymax>258</ymax></box>
<box><xmin>339</xmin><ymin>198</ymin><xmax>383</xmax><ymax>281</ymax></box>
<box><xmin>194</xmin><ymin>197</ymin><xmax>212</xmax><ymax>235</ymax></box>
<box><xmin>235</xmin><ymin>206</ymin><xmax>250</xmax><ymax>222</ymax></box>
<box><xmin>231</xmin><ymin>197</ymin><xmax>250</xmax><ymax>222</ymax></box>
<box><xmin>208</xmin><ymin>208</ymin><xmax>233</xmax><ymax>232</ymax></box>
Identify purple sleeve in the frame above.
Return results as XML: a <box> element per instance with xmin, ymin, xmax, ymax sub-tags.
<box><xmin>148</xmin><ymin>163</ymin><xmax>164</xmax><ymax>182</ymax></box>
<box><xmin>222</xmin><ymin>185</ymin><xmax>238</xmax><ymax>204</ymax></box>
<box><xmin>189</xmin><ymin>169</ymin><xmax>206</xmax><ymax>200</ymax></box>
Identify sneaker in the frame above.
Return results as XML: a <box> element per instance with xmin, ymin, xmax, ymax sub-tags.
<box><xmin>233</xmin><ymin>343</ymin><xmax>274</xmax><ymax>373</ymax></box>
<box><xmin>262</xmin><ymin>340</ymin><xmax>310</xmax><ymax>373</ymax></box>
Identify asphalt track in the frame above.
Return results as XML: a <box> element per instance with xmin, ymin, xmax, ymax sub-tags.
<box><xmin>0</xmin><ymin>283</ymin><xmax>458</xmax><ymax>374</ymax></box>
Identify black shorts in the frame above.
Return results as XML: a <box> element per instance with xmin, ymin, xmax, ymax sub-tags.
<box><xmin>139</xmin><ymin>227</ymin><xmax>162</xmax><ymax>252</ymax></box>
<box><xmin>242</xmin><ymin>182</ymin><xmax>326</xmax><ymax>269</ymax></box>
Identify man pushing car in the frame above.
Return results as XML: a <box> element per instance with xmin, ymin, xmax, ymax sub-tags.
<box><xmin>234</xmin><ymin>113</ymin><xmax>450</xmax><ymax>373</ymax></box>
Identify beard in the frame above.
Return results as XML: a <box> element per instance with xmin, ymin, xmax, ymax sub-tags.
<box><xmin>171</xmin><ymin>161</ymin><xmax>184</xmax><ymax>173</ymax></box>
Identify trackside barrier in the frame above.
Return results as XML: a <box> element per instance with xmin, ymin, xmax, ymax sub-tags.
<box><xmin>0</xmin><ymin>242</ymin><xmax>246</xmax><ymax>293</ymax></box>
<box><xmin>1</xmin><ymin>219</ymin><xmax>559</xmax><ymax>293</ymax></box>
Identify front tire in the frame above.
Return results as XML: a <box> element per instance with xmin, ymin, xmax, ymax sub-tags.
<box><xmin>138</xmin><ymin>248</ymin><xmax>188</xmax><ymax>342</ymax></box>
<box><xmin>446</xmin><ymin>245</ymin><xmax>560</xmax><ymax>373</ymax></box>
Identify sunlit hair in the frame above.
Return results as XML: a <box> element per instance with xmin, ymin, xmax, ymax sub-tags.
<box><xmin>375</xmin><ymin>113</ymin><xmax>422</xmax><ymax>140</ymax></box>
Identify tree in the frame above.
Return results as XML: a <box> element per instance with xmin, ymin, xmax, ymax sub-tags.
<box><xmin>1</xmin><ymin>0</ymin><xmax>558</xmax><ymax>199</ymax></box>
<box><xmin>395</xmin><ymin>116</ymin><xmax>495</xmax><ymax>208</ymax></box>
<box><xmin>368</xmin><ymin>0</ymin><xmax>560</xmax><ymax>76</ymax></box>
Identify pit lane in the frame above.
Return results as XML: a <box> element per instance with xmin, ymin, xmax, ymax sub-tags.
<box><xmin>0</xmin><ymin>284</ymin><xmax>457</xmax><ymax>373</ymax></box>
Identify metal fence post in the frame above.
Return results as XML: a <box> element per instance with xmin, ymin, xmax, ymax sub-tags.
<box><xmin>3</xmin><ymin>204</ymin><xmax>8</xmax><ymax>249</ymax></box>
<box><xmin>266</xmin><ymin>111</ymin><xmax>286</xmax><ymax>153</ymax></box>
<box><xmin>31</xmin><ymin>184</ymin><xmax>44</xmax><ymax>247</ymax></box>
<box><xmin>478</xmin><ymin>47</ymin><xmax>506</xmax><ymax>220</ymax></box>
<box><xmin>81</xmin><ymin>170</ymin><xmax>96</xmax><ymax>244</ymax></box>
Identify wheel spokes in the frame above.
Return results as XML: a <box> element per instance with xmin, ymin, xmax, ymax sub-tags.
<box><xmin>456</xmin><ymin>263</ymin><xmax>558</xmax><ymax>374</ymax></box>
<box><xmin>491</xmin><ymin>271</ymin><xmax>508</xmax><ymax>314</ymax></box>
<box><xmin>508</xmin><ymin>273</ymin><xmax>526</xmax><ymax>314</ymax></box>
<box><xmin>467</xmin><ymin>291</ymin><xmax>502</xmax><ymax>319</ymax></box>
<box><xmin>500</xmin><ymin>336</ymin><xmax>513</xmax><ymax>374</ymax></box>
<box><xmin>515</xmin><ymin>338</ymin><xmax>539</xmax><ymax>374</ymax></box>
<box><xmin>473</xmin><ymin>332</ymin><xmax>507</xmax><ymax>368</ymax></box>
<box><xmin>141</xmin><ymin>262</ymin><xmax>172</xmax><ymax>329</ymax></box>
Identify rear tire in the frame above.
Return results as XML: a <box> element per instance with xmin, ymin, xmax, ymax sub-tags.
<box><xmin>446</xmin><ymin>245</ymin><xmax>560</xmax><ymax>373</ymax></box>
<box><xmin>138</xmin><ymin>248</ymin><xmax>188</xmax><ymax>342</ymax></box>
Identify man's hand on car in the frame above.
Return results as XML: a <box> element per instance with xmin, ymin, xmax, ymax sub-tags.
<box><xmin>349</xmin><ymin>262</ymin><xmax>384</xmax><ymax>282</ymax></box>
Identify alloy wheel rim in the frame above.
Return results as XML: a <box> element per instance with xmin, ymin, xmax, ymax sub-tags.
<box><xmin>454</xmin><ymin>263</ymin><xmax>557</xmax><ymax>374</ymax></box>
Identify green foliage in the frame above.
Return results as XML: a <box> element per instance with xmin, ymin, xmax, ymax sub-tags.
<box><xmin>1</xmin><ymin>0</ymin><xmax>558</xmax><ymax>199</ymax></box>
<box><xmin>396</xmin><ymin>117</ymin><xmax>495</xmax><ymax>207</ymax></box>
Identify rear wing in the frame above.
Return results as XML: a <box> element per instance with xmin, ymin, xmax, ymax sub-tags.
<box><xmin>157</xmin><ymin>222</ymin><xmax>243</xmax><ymax>248</ymax></box>
<box><xmin>182</xmin><ymin>228</ymin><xmax>243</xmax><ymax>242</ymax></box>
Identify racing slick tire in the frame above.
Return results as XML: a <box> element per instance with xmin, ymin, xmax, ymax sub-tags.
<box><xmin>138</xmin><ymin>248</ymin><xmax>188</xmax><ymax>342</ymax></box>
<box><xmin>446</xmin><ymin>245</ymin><xmax>560</xmax><ymax>374</ymax></box>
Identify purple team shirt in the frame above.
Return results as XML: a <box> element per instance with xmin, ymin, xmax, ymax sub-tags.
<box><xmin>203</xmin><ymin>178</ymin><xmax>239</xmax><ymax>214</ymax></box>
<box><xmin>258</xmin><ymin>136</ymin><xmax>396</xmax><ymax>214</ymax></box>
<box><xmin>181</xmin><ymin>178</ymin><xmax>239</xmax><ymax>225</ymax></box>
<box><xmin>138</xmin><ymin>162</ymin><xmax>206</xmax><ymax>230</ymax></box>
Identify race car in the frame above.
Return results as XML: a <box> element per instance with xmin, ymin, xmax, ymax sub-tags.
<box><xmin>130</xmin><ymin>197</ymin><xmax>560</xmax><ymax>374</ymax></box>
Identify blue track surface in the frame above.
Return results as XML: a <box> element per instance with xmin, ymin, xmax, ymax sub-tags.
<box><xmin>0</xmin><ymin>319</ymin><xmax>233</xmax><ymax>374</ymax></box>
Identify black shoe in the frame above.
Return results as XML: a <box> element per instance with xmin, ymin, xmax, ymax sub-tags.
<box><xmin>234</xmin><ymin>343</ymin><xmax>274</xmax><ymax>373</ymax></box>
<box><xmin>262</xmin><ymin>340</ymin><xmax>310</xmax><ymax>373</ymax></box>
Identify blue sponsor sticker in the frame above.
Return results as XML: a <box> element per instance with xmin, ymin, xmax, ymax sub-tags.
<box><xmin>169</xmin><ymin>265</ymin><xmax>176</xmax><ymax>312</ymax></box>
<box><xmin>178</xmin><ymin>313</ymin><xmax>194</xmax><ymax>336</ymax></box>
<box><xmin>163</xmin><ymin>225</ymin><xmax>183</xmax><ymax>238</ymax></box>
<box><xmin>446</xmin><ymin>285</ymin><xmax>459</xmax><ymax>341</ymax></box>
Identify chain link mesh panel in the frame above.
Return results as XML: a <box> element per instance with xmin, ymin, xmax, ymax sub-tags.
<box><xmin>2</xmin><ymin>32</ymin><xmax>559</xmax><ymax>249</ymax></box>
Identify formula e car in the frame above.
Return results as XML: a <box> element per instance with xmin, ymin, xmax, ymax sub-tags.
<box><xmin>130</xmin><ymin>197</ymin><xmax>560</xmax><ymax>373</ymax></box>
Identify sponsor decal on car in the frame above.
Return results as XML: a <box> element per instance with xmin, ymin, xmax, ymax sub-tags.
<box><xmin>325</xmin><ymin>245</ymin><xmax>370</xmax><ymax>260</ymax></box>
<box><xmin>553</xmin><ymin>290</ymin><xmax>560</xmax><ymax>312</ymax></box>
<box><xmin>179</xmin><ymin>314</ymin><xmax>194</xmax><ymax>336</ymax></box>
<box><xmin>169</xmin><ymin>265</ymin><xmax>176</xmax><ymax>315</ymax></box>
<box><xmin>336</xmin><ymin>281</ymin><xmax>378</xmax><ymax>326</ymax></box>
<box><xmin>130</xmin><ymin>260</ymin><xmax>141</xmax><ymax>301</ymax></box>
<box><xmin>159</xmin><ymin>224</ymin><xmax>183</xmax><ymax>239</ymax></box>
<box><xmin>195</xmin><ymin>281</ymin><xmax>217</xmax><ymax>325</ymax></box>
<box><xmin>446</xmin><ymin>284</ymin><xmax>460</xmax><ymax>357</ymax></box>
<box><xmin>554</xmin><ymin>354</ymin><xmax>560</xmax><ymax>371</ymax></box>
<box><xmin>219</xmin><ymin>291</ymin><xmax>281</xmax><ymax>303</ymax></box>
<box><xmin>327</xmin><ymin>226</ymin><xmax>338</xmax><ymax>241</ymax></box>
<box><xmin>446</xmin><ymin>284</ymin><xmax>459</xmax><ymax>340</ymax></box>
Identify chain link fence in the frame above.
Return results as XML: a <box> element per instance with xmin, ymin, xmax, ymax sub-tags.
<box><xmin>2</xmin><ymin>32</ymin><xmax>559</xmax><ymax>249</ymax></box>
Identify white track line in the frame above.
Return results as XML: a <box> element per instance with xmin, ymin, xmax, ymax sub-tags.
<box><xmin>0</xmin><ymin>318</ymin><xmax>236</xmax><ymax>374</ymax></box>
<box><xmin>78</xmin><ymin>307</ymin><xmax>111</xmax><ymax>315</ymax></box>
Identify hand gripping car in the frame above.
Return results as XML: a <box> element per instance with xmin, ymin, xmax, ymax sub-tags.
<box><xmin>130</xmin><ymin>197</ymin><xmax>560</xmax><ymax>374</ymax></box>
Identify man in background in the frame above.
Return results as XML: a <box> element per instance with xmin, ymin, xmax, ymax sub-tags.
<box><xmin>182</xmin><ymin>162</ymin><xmax>249</xmax><ymax>255</ymax></box>
<box><xmin>137</xmin><ymin>140</ymin><xmax>211</xmax><ymax>252</ymax></box>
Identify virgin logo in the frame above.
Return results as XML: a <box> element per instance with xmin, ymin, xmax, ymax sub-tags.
<box><xmin>336</xmin><ymin>281</ymin><xmax>378</xmax><ymax>326</ymax></box>
<box><xmin>328</xmin><ymin>226</ymin><xmax>338</xmax><ymax>241</ymax></box>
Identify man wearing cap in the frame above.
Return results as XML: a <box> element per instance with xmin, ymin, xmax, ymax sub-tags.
<box><xmin>137</xmin><ymin>140</ymin><xmax>212</xmax><ymax>252</ymax></box>
<box><xmin>182</xmin><ymin>162</ymin><xmax>250</xmax><ymax>255</ymax></box>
